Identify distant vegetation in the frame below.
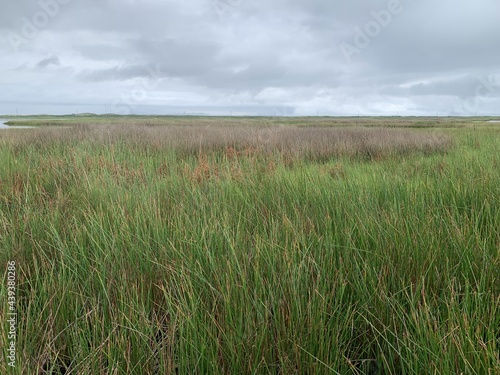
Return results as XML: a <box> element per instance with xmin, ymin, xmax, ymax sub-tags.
<box><xmin>3</xmin><ymin>114</ymin><xmax>500</xmax><ymax>128</ymax></box>
<box><xmin>0</xmin><ymin>117</ymin><xmax>498</xmax><ymax>374</ymax></box>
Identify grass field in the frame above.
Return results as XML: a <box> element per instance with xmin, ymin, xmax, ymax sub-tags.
<box><xmin>0</xmin><ymin>116</ymin><xmax>499</xmax><ymax>374</ymax></box>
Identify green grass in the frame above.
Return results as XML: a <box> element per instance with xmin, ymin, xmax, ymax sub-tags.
<box><xmin>0</xmin><ymin>117</ymin><xmax>499</xmax><ymax>374</ymax></box>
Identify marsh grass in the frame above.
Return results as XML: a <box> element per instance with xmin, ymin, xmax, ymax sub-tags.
<box><xmin>0</xmin><ymin>118</ymin><xmax>499</xmax><ymax>374</ymax></box>
<box><xmin>4</xmin><ymin>114</ymin><xmax>497</xmax><ymax>129</ymax></box>
<box><xmin>3</xmin><ymin>124</ymin><xmax>451</xmax><ymax>162</ymax></box>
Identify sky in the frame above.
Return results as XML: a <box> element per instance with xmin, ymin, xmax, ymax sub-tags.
<box><xmin>1</xmin><ymin>0</ymin><xmax>499</xmax><ymax>116</ymax></box>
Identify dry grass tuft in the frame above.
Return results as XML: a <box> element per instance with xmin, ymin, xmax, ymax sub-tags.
<box><xmin>327</xmin><ymin>163</ymin><xmax>346</xmax><ymax>179</ymax></box>
<box><xmin>192</xmin><ymin>154</ymin><xmax>216</xmax><ymax>183</ymax></box>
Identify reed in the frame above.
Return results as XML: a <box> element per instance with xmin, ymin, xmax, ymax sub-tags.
<box><xmin>0</xmin><ymin>118</ymin><xmax>498</xmax><ymax>374</ymax></box>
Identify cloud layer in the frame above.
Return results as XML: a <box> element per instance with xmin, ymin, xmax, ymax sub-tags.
<box><xmin>1</xmin><ymin>0</ymin><xmax>499</xmax><ymax>115</ymax></box>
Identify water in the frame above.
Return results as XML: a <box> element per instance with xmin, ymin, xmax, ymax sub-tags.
<box><xmin>0</xmin><ymin>119</ymin><xmax>33</xmax><ymax>129</ymax></box>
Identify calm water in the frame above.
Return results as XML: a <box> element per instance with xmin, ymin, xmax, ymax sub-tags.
<box><xmin>0</xmin><ymin>119</ymin><xmax>33</xmax><ymax>129</ymax></box>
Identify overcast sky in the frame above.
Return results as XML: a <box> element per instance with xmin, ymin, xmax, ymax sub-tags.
<box><xmin>1</xmin><ymin>0</ymin><xmax>499</xmax><ymax>116</ymax></box>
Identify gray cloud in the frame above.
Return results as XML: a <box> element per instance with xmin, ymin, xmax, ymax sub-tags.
<box><xmin>37</xmin><ymin>55</ymin><xmax>60</xmax><ymax>68</ymax></box>
<box><xmin>1</xmin><ymin>0</ymin><xmax>499</xmax><ymax>115</ymax></box>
